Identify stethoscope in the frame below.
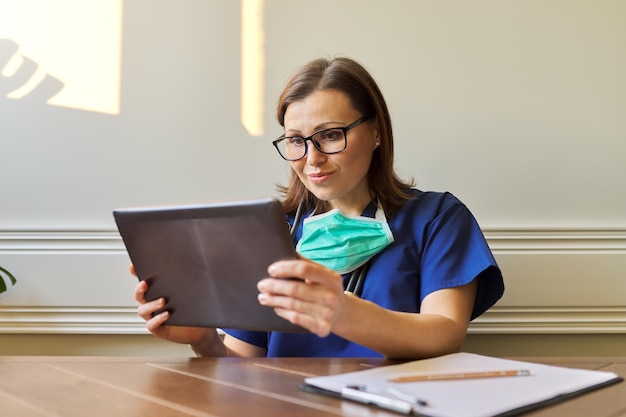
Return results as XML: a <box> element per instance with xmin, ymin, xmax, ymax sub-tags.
<box><xmin>289</xmin><ymin>202</ymin><xmax>370</xmax><ymax>297</ymax></box>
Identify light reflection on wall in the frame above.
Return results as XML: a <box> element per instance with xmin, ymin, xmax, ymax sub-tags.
<box><xmin>2</xmin><ymin>1</ymin><xmax>264</xmax><ymax>124</ymax></box>
<box><xmin>241</xmin><ymin>0</ymin><xmax>265</xmax><ymax>136</ymax></box>
<box><xmin>0</xmin><ymin>0</ymin><xmax>121</xmax><ymax>115</ymax></box>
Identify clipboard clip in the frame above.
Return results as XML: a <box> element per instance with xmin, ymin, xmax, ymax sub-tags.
<box><xmin>341</xmin><ymin>384</ymin><xmax>428</xmax><ymax>415</ymax></box>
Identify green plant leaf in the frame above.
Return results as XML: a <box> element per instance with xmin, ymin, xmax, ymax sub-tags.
<box><xmin>0</xmin><ymin>266</ymin><xmax>17</xmax><ymax>294</ymax></box>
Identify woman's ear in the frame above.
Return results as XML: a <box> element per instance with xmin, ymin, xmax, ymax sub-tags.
<box><xmin>371</xmin><ymin>118</ymin><xmax>381</xmax><ymax>148</ymax></box>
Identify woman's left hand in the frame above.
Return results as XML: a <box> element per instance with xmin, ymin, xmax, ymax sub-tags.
<box><xmin>257</xmin><ymin>259</ymin><xmax>345</xmax><ymax>337</ymax></box>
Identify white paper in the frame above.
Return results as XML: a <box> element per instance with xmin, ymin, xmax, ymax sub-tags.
<box><xmin>304</xmin><ymin>353</ymin><xmax>620</xmax><ymax>417</ymax></box>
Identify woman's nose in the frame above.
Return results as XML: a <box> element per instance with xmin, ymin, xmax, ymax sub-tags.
<box><xmin>305</xmin><ymin>143</ymin><xmax>327</xmax><ymax>165</ymax></box>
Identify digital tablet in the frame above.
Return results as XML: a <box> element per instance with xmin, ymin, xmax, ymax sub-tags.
<box><xmin>113</xmin><ymin>197</ymin><xmax>306</xmax><ymax>333</ymax></box>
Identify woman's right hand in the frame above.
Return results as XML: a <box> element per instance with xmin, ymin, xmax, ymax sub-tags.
<box><xmin>131</xmin><ymin>265</ymin><xmax>214</xmax><ymax>347</ymax></box>
<box><xmin>130</xmin><ymin>264</ymin><xmax>263</xmax><ymax>358</ymax></box>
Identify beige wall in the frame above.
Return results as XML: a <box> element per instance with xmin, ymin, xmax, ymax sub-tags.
<box><xmin>1</xmin><ymin>333</ymin><xmax>625</xmax><ymax>358</ymax></box>
<box><xmin>1</xmin><ymin>0</ymin><xmax>625</xmax><ymax>356</ymax></box>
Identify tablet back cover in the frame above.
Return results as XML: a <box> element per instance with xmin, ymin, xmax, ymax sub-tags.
<box><xmin>114</xmin><ymin>198</ymin><xmax>305</xmax><ymax>333</ymax></box>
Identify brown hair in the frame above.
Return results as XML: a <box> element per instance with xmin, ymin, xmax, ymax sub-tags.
<box><xmin>276</xmin><ymin>57</ymin><xmax>413</xmax><ymax>217</ymax></box>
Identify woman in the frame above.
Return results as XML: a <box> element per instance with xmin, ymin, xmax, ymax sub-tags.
<box><xmin>134</xmin><ymin>57</ymin><xmax>504</xmax><ymax>359</ymax></box>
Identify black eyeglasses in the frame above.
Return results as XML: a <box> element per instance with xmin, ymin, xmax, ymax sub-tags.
<box><xmin>272</xmin><ymin>116</ymin><xmax>368</xmax><ymax>161</ymax></box>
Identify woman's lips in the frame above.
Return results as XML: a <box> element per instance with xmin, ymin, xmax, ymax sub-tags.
<box><xmin>307</xmin><ymin>171</ymin><xmax>333</xmax><ymax>184</ymax></box>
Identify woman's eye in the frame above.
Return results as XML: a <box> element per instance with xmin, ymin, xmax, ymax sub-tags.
<box><xmin>320</xmin><ymin>129</ymin><xmax>341</xmax><ymax>141</ymax></box>
<box><xmin>288</xmin><ymin>137</ymin><xmax>305</xmax><ymax>147</ymax></box>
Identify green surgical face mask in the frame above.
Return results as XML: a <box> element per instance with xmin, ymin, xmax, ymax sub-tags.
<box><xmin>295</xmin><ymin>204</ymin><xmax>394</xmax><ymax>274</ymax></box>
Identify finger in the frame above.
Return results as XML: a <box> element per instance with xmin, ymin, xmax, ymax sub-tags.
<box><xmin>133</xmin><ymin>280</ymin><xmax>149</xmax><ymax>303</ymax></box>
<box><xmin>272</xmin><ymin>307</ymin><xmax>332</xmax><ymax>338</ymax></box>
<box><xmin>146</xmin><ymin>310</ymin><xmax>170</xmax><ymax>335</ymax></box>
<box><xmin>129</xmin><ymin>264</ymin><xmax>137</xmax><ymax>277</ymax></box>
<box><xmin>267</xmin><ymin>259</ymin><xmax>309</xmax><ymax>280</ymax></box>
<box><xmin>259</xmin><ymin>290</ymin><xmax>336</xmax><ymax>320</ymax></box>
<box><xmin>137</xmin><ymin>297</ymin><xmax>165</xmax><ymax>321</ymax></box>
<box><xmin>268</xmin><ymin>259</ymin><xmax>342</xmax><ymax>286</ymax></box>
<box><xmin>257</xmin><ymin>278</ymin><xmax>318</xmax><ymax>306</ymax></box>
<box><xmin>257</xmin><ymin>277</ymin><xmax>307</xmax><ymax>297</ymax></box>
<box><xmin>259</xmin><ymin>275</ymin><xmax>342</xmax><ymax>303</ymax></box>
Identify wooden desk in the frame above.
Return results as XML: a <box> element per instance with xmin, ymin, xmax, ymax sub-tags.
<box><xmin>0</xmin><ymin>356</ymin><xmax>624</xmax><ymax>417</ymax></box>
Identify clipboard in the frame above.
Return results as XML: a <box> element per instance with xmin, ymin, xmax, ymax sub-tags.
<box><xmin>301</xmin><ymin>352</ymin><xmax>623</xmax><ymax>416</ymax></box>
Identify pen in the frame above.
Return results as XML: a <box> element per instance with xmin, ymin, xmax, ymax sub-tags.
<box><xmin>389</xmin><ymin>369</ymin><xmax>531</xmax><ymax>383</ymax></box>
<box><xmin>341</xmin><ymin>385</ymin><xmax>428</xmax><ymax>415</ymax></box>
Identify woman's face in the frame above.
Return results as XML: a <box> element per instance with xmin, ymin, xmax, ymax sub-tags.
<box><xmin>283</xmin><ymin>89</ymin><xmax>379</xmax><ymax>215</ymax></box>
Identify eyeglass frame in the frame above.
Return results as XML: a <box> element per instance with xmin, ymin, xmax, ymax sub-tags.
<box><xmin>272</xmin><ymin>116</ymin><xmax>368</xmax><ymax>161</ymax></box>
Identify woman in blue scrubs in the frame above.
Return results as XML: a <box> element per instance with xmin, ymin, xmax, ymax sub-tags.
<box><xmin>134</xmin><ymin>57</ymin><xmax>504</xmax><ymax>359</ymax></box>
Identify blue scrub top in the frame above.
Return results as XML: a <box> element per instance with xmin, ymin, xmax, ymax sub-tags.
<box><xmin>224</xmin><ymin>189</ymin><xmax>504</xmax><ymax>357</ymax></box>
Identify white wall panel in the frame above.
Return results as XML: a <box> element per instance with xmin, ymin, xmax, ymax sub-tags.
<box><xmin>1</xmin><ymin>229</ymin><xmax>624</xmax><ymax>334</ymax></box>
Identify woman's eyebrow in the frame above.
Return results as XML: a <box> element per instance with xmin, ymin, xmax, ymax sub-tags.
<box><xmin>285</xmin><ymin>121</ymin><xmax>345</xmax><ymax>136</ymax></box>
